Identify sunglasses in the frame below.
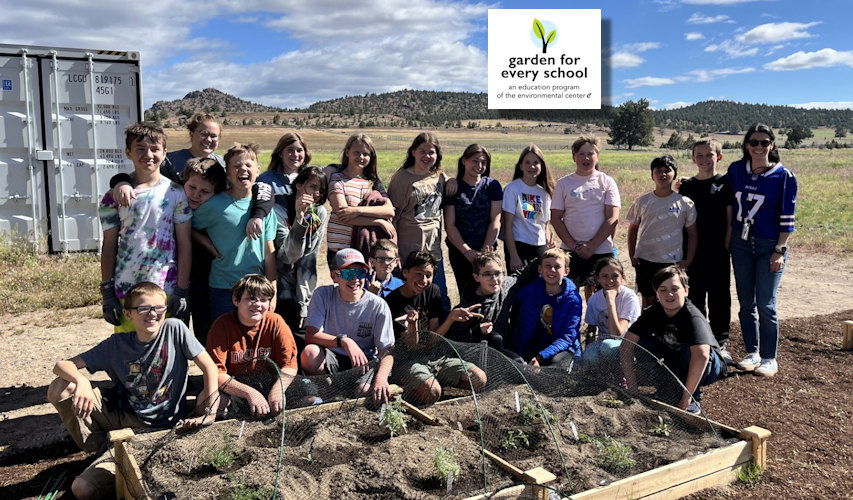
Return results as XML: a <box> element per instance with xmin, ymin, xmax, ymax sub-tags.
<box><xmin>128</xmin><ymin>305</ymin><xmax>167</xmax><ymax>316</ymax></box>
<box><xmin>338</xmin><ymin>268</ymin><xmax>369</xmax><ymax>280</ymax></box>
<box><xmin>748</xmin><ymin>139</ymin><xmax>772</xmax><ymax>147</ymax></box>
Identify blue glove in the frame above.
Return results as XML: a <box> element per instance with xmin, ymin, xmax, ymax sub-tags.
<box><xmin>100</xmin><ymin>279</ymin><xmax>123</xmax><ymax>326</ymax></box>
<box><xmin>167</xmin><ymin>286</ymin><xmax>190</xmax><ymax>319</ymax></box>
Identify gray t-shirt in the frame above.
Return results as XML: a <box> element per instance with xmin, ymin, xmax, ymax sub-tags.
<box><xmin>585</xmin><ymin>285</ymin><xmax>641</xmax><ymax>338</ymax></box>
<box><xmin>305</xmin><ymin>285</ymin><xmax>395</xmax><ymax>360</ymax></box>
<box><xmin>80</xmin><ymin>318</ymin><xmax>204</xmax><ymax>427</ymax></box>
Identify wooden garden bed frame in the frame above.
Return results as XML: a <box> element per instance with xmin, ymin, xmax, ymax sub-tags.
<box><xmin>110</xmin><ymin>392</ymin><xmax>770</xmax><ymax>500</ymax></box>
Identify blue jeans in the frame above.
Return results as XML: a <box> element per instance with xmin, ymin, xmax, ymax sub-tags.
<box><xmin>209</xmin><ymin>288</ymin><xmax>237</xmax><ymax>325</ymax></box>
<box><xmin>432</xmin><ymin>260</ymin><xmax>451</xmax><ymax>313</ymax></box>
<box><xmin>730</xmin><ymin>237</ymin><xmax>785</xmax><ymax>359</ymax></box>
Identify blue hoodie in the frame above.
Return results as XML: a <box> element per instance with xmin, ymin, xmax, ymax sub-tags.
<box><xmin>512</xmin><ymin>277</ymin><xmax>582</xmax><ymax>361</ymax></box>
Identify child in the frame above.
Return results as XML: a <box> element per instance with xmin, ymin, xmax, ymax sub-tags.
<box><xmin>99</xmin><ymin>123</ymin><xmax>192</xmax><ymax>332</ymax></box>
<box><xmin>444</xmin><ymin>144</ymin><xmax>503</xmax><ymax>293</ymax></box>
<box><xmin>385</xmin><ymin>251</ymin><xmax>487</xmax><ymax>404</ymax></box>
<box><xmin>679</xmin><ymin>138</ymin><xmax>734</xmax><ymax>364</ymax></box>
<box><xmin>206</xmin><ymin>275</ymin><xmax>298</xmax><ymax>418</ymax></box>
<box><xmin>326</xmin><ymin>134</ymin><xmax>395</xmax><ymax>265</ymax></box>
<box><xmin>161</xmin><ymin>113</ymin><xmax>224</xmax><ymax>182</ymax></box>
<box><xmin>46</xmin><ymin>282</ymin><xmax>219</xmax><ymax>499</ymax></box>
<box><xmin>619</xmin><ymin>266</ymin><xmax>725</xmax><ymax>413</ymax></box>
<box><xmin>301</xmin><ymin>249</ymin><xmax>395</xmax><ymax>405</ymax></box>
<box><xmin>388</xmin><ymin>132</ymin><xmax>450</xmax><ymax>309</ymax></box>
<box><xmin>366</xmin><ymin>238</ymin><xmax>404</xmax><ymax>298</ymax></box>
<box><xmin>182</xmin><ymin>157</ymin><xmax>227</xmax><ymax>343</ymax></box>
<box><xmin>551</xmin><ymin>136</ymin><xmax>620</xmax><ymax>294</ymax></box>
<box><xmin>271</xmin><ymin>166</ymin><xmax>329</xmax><ymax>335</ymax></box>
<box><xmin>583</xmin><ymin>257</ymin><xmax>641</xmax><ymax>365</ymax></box>
<box><xmin>626</xmin><ymin>155</ymin><xmax>698</xmax><ymax>308</ymax></box>
<box><xmin>510</xmin><ymin>248</ymin><xmax>582</xmax><ymax>367</ymax></box>
<box><xmin>192</xmin><ymin>144</ymin><xmax>278</xmax><ymax>322</ymax></box>
<box><xmin>502</xmin><ymin>144</ymin><xmax>555</xmax><ymax>272</ymax></box>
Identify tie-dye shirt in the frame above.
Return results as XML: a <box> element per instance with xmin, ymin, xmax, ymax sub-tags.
<box><xmin>99</xmin><ymin>176</ymin><xmax>192</xmax><ymax>299</ymax></box>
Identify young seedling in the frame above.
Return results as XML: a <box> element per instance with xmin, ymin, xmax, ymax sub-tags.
<box><xmin>202</xmin><ymin>432</ymin><xmax>236</xmax><ymax>470</ymax></box>
<box><xmin>601</xmin><ymin>398</ymin><xmax>625</xmax><ymax>408</ymax></box>
<box><xmin>433</xmin><ymin>448</ymin><xmax>461</xmax><ymax>484</ymax></box>
<box><xmin>222</xmin><ymin>483</ymin><xmax>274</xmax><ymax>500</ymax></box>
<box><xmin>379</xmin><ymin>396</ymin><xmax>412</xmax><ymax>437</ymax></box>
<box><xmin>594</xmin><ymin>435</ymin><xmax>636</xmax><ymax>473</ymax></box>
<box><xmin>519</xmin><ymin>400</ymin><xmax>556</xmax><ymax>426</ymax></box>
<box><xmin>576</xmin><ymin>433</ymin><xmax>592</xmax><ymax>444</ymax></box>
<box><xmin>649</xmin><ymin>416</ymin><xmax>671</xmax><ymax>437</ymax></box>
<box><xmin>736</xmin><ymin>462</ymin><xmax>765</xmax><ymax>487</ymax></box>
<box><xmin>500</xmin><ymin>429</ymin><xmax>531</xmax><ymax>450</ymax></box>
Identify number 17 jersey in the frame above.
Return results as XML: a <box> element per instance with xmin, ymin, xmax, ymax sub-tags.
<box><xmin>726</xmin><ymin>160</ymin><xmax>797</xmax><ymax>240</ymax></box>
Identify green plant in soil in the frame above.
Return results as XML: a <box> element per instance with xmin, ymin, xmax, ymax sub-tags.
<box><xmin>219</xmin><ymin>483</ymin><xmax>274</xmax><ymax>500</ymax></box>
<box><xmin>500</xmin><ymin>429</ymin><xmax>531</xmax><ymax>450</ymax></box>
<box><xmin>434</xmin><ymin>448</ymin><xmax>461</xmax><ymax>483</ymax></box>
<box><xmin>649</xmin><ymin>415</ymin><xmax>671</xmax><ymax>437</ymax></box>
<box><xmin>203</xmin><ymin>432</ymin><xmax>237</xmax><ymax>470</ymax></box>
<box><xmin>594</xmin><ymin>435</ymin><xmax>636</xmax><ymax>473</ymax></box>
<box><xmin>602</xmin><ymin>398</ymin><xmax>625</xmax><ymax>408</ymax></box>
<box><xmin>519</xmin><ymin>400</ymin><xmax>556</xmax><ymax>426</ymax></box>
<box><xmin>576</xmin><ymin>433</ymin><xmax>592</xmax><ymax>443</ymax></box>
<box><xmin>736</xmin><ymin>462</ymin><xmax>765</xmax><ymax>486</ymax></box>
<box><xmin>379</xmin><ymin>396</ymin><xmax>412</xmax><ymax>437</ymax></box>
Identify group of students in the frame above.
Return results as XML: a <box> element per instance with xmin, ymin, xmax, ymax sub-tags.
<box><xmin>46</xmin><ymin>116</ymin><xmax>796</xmax><ymax>499</ymax></box>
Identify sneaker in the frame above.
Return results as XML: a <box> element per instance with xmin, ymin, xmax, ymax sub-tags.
<box><xmin>719</xmin><ymin>347</ymin><xmax>734</xmax><ymax>365</ymax></box>
<box><xmin>754</xmin><ymin>358</ymin><xmax>778</xmax><ymax>377</ymax></box>
<box><xmin>737</xmin><ymin>352</ymin><xmax>761</xmax><ymax>371</ymax></box>
<box><xmin>686</xmin><ymin>400</ymin><xmax>701</xmax><ymax>414</ymax></box>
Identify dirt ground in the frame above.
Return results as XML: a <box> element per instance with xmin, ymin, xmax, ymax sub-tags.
<box><xmin>0</xmin><ymin>250</ymin><xmax>851</xmax><ymax>498</ymax></box>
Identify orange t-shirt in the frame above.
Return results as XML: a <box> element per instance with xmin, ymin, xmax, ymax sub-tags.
<box><xmin>206</xmin><ymin>311</ymin><xmax>297</xmax><ymax>376</ymax></box>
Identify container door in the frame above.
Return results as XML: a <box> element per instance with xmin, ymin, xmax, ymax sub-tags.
<box><xmin>40</xmin><ymin>57</ymin><xmax>139</xmax><ymax>252</ymax></box>
<box><xmin>0</xmin><ymin>53</ymin><xmax>44</xmax><ymax>246</ymax></box>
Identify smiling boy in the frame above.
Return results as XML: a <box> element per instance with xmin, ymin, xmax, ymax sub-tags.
<box><xmin>192</xmin><ymin>144</ymin><xmax>278</xmax><ymax>322</ymax></box>
<box><xmin>619</xmin><ymin>266</ymin><xmax>725</xmax><ymax>413</ymax></box>
<box><xmin>510</xmin><ymin>248</ymin><xmax>582</xmax><ymax>367</ymax></box>
<box><xmin>301</xmin><ymin>248</ymin><xmax>395</xmax><ymax>404</ymax></box>
<box><xmin>627</xmin><ymin>155</ymin><xmax>698</xmax><ymax>308</ymax></box>
<box><xmin>206</xmin><ymin>275</ymin><xmax>298</xmax><ymax>418</ymax></box>
<box><xmin>47</xmin><ymin>282</ymin><xmax>219</xmax><ymax>499</ymax></box>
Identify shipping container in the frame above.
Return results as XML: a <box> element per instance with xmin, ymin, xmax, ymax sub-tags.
<box><xmin>0</xmin><ymin>43</ymin><xmax>142</xmax><ymax>253</ymax></box>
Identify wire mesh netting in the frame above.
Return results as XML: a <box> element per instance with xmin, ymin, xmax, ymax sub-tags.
<box><xmin>126</xmin><ymin>331</ymin><xmax>735</xmax><ymax>499</ymax></box>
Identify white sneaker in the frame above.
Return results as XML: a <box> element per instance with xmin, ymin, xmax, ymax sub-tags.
<box><xmin>719</xmin><ymin>347</ymin><xmax>734</xmax><ymax>365</ymax></box>
<box><xmin>754</xmin><ymin>358</ymin><xmax>778</xmax><ymax>377</ymax></box>
<box><xmin>737</xmin><ymin>352</ymin><xmax>761</xmax><ymax>371</ymax></box>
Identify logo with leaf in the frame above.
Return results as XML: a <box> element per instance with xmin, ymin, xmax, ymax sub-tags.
<box><xmin>532</xmin><ymin>19</ymin><xmax>557</xmax><ymax>54</ymax></box>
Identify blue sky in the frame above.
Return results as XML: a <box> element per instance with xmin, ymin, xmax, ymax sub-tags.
<box><xmin>4</xmin><ymin>0</ymin><xmax>852</xmax><ymax>110</ymax></box>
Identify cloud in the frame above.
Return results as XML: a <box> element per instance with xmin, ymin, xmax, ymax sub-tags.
<box><xmin>764</xmin><ymin>48</ymin><xmax>853</xmax><ymax>71</ymax></box>
<box><xmin>662</xmin><ymin>101</ymin><xmax>693</xmax><ymax>109</ymax></box>
<box><xmin>610</xmin><ymin>52</ymin><xmax>645</xmax><ymax>68</ymax></box>
<box><xmin>682</xmin><ymin>67</ymin><xmax>755</xmax><ymax>81</ymax></box>
<box><xmin>737</xmin><ymin>22</ymin><xmax>820</xmax><ymax>43</ymax></box>
<box><xmin>790</xmin><ymin>101</ymin><xmax>853</xmax><ymax>110</ymax></box>
<box><xmin>624</xmin><ymin>76</ymin><xmax>677</xmax><ymax>88</ymax></box>
<box><xmin>624</xmin><ymin>42</ymin><xmax>662</xmax><ymax>52</ymax></box>
<box><xmin>704</xmin><ymin>39</ymin><xmax>759</xmax><ymax>58</ymax></box>
<box><xmin>682</xmin><ymin>0</ymin><xmax>769</xmax><ymax>4</ymax></box>
<box><xmin>685</xmin><ymin>32</ymin><xmax>705</xmax><ymax>41</ymax></box>
<box><xmin>687</xmin><ymin>13</ymin><xmax>733</xmax><ymax>24</ymax></box>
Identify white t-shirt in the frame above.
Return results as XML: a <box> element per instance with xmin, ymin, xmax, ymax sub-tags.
<box><xmin>501</xmin><ymin>179</ymin><xmax>551</xmax><ymax>246</ymax></box>
<box><xmin>551</xmin><ymin>171</ymin><xmax>621</xmax><ymax>254</ymax></box>
<box><xmin>584</xmin><ymin>285</ymin><xmax>641</xmax><ymax>338</ymax></box>
<box><xmin>626</xmin><ymin>191</ymin><xmax>697</xmax><ymax>263</ymax></box>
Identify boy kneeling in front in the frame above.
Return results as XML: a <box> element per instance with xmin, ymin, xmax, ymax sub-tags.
<box><xmin>619</xmin><ymin>266</ymin><xmax>725</xmax><ymax>414</ymax></box>
<box><xmin>47</xmin><ymin>282</ymin><xmax>219</xmax><ymax>499</ymax></box>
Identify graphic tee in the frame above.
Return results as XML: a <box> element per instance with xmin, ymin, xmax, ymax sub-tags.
<box><xmin>501</xmin><ymin>179</ymin><xmax>551</xmax><ymax>246</ymax></box>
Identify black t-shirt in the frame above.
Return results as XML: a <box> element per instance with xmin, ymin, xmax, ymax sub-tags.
<box><xmin>384</xmin><ymin>284</ymin><xmax>445</xmax><ymax>338</ymax></box>
<box><xmin>629</xmin><ymin>300</ymin><xmax>720</xmax><ymax>355</ymax></box>
<box><xmin>678</xmin><ymin>174</ymin><xmax>732</xmax><ymax>251</ymax></box>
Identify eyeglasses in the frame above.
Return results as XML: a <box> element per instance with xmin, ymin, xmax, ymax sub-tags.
<box><xmin>748</xmin><ymin>139</ymin><xmax>772</xmax><ymax>147</ymax></box>
<box><xmin>338</xmin><ymin>268</ymin><xmax>369</xmax><ymax>280</ymax></box>
<box><xmin>128</xmin><ymin>305</ymin><xmax>167</xmax><ymax>315</ymax></box>
<box><xmin>371</xmin><ymin>257</ymin><xmax>396</xmax><ymax>264</ymax></box>
<box><xmin>479</xmin><ymin>271</ymin><xmax>503</xmax><ymax>279</ymax></box>
<box><xmin>196</xmin><ymin>131</ymin><xmax>220</xmax><ymax>140</ymax></box>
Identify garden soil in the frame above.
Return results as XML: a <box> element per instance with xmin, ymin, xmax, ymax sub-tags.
<box><xmin>0</xmin><ymin>251</ymin><xmax>851</xmax><ymax>498</ymax></box>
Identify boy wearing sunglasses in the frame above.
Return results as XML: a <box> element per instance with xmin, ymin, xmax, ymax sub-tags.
<box><xmin>301</xmin><ymin>249</ymin><xmax>395</xmax><ymax>404</ymax></box>
<box><xmin>47</xmin><ymin>281</ymin><xmax>219</xmax><ymax>499</ymax></box>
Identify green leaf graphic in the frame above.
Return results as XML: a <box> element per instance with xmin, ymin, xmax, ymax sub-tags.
<box><xmin>533</xmin><ymin>19</ymin><xmax>545</xmax><ymax>40</ymax></box>
<box><xmin>546</xmin><ymin>29</ymin><xmax>556</xmax><ymax>44</ymax></box>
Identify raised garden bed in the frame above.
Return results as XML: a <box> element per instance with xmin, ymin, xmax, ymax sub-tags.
<box><xmin>112</xmin><ymin>385</ymin><xmax>769</xmax><ymax>499</ymax></box>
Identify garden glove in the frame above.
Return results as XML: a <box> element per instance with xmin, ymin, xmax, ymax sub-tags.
<box><xmin>167</xmin><ymin>286</ymin><xmax>190</xmax><ymax>319</ymax></box>
<box><xmin>100</xmin><ymin>279</ymin><xmax>123</xmax><ymax>326</ymax></box>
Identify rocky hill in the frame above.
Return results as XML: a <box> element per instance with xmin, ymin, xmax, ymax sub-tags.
<box><xmin>147</xmin><ymin>88</ymin><xmax>282</xmax><ymax>119</ymax></box>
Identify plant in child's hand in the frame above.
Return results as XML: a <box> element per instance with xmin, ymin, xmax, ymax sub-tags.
<box><xmin>379</xmin><ymin>396</ymin><xmax>411</xmax><ymax>437</ymax></box>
